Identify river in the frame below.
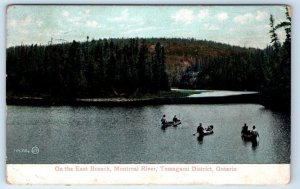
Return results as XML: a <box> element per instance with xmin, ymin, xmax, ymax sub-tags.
<box><xmin>6</xmin><ymin>104</ymin><xmax>290</xmax><ymax>164</ymax></box>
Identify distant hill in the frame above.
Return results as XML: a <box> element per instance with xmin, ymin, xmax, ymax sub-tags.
<box><xmin>142</xmin><ymin>38</ymin><xmax>261</xmax><ymax>87</ymax></box>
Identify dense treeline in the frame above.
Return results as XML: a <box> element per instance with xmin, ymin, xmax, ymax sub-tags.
<box><xmin>6</xmin><ymin>37</ymin><xmax>251</xmax><ymax>99</ymax></box>
<box><xmin>7</xmin><ymin>38</ymin><xmax>169</xmax><ymax>98</ymax></box>
<box><xmin>179</xmin><ymin>48</ymin><xmax>267</xmax><ymax>90</ymax></box>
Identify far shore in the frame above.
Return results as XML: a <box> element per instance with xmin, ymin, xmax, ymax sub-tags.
<box><xmin>6</xmin><ymin>93</ymin><xmax>261</xmax><ymax>106</ymax></box>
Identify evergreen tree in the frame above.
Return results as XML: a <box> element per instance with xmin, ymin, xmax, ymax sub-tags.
<box><xmin>269</xmin><ymin>15</ymin><xmax>281</xmax><ymax>53</ymax></box>
<box><xmin>261</xmin><ymin>7</ymin><xmax>291</xmax><ymax>111</ymax></box>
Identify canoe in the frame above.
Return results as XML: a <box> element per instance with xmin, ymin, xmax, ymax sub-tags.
<box><xmin>198</xmin><ymin>126</ymin><xmax>214</xmax><ymax>136</ymax></box>
<box><xmin>161</xmin><ymin>121</ymin><xmax>174</xmax><ymax>128</ymax></box>
<box><xmin>173</xmin><ymin>120</ymin><xmax>181</xmax><ymax>127</ymax></box>
<box><xmin>201</xmin><ymin>129</ymin><xmax>214</xmax><ymax>136</ymax></box>
<box><xmin>241</xmin><ymin>133</ymin><xmax>258</xmax><ymax>142</ymax></box>
<box><xmin>203</xmin><ymin>129</ymin><xmax>213</xmax><ymax>135</ymax></box>
<box><xmin>161</xmin><ymin>121</ymin><xmax>181</xmax><ymax>129</ymax></box>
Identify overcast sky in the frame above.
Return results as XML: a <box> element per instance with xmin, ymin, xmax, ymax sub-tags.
<box><xmin>6</xmin><ymin>5</ymin><xmax>288</xmax><ymax>49</ymax></box>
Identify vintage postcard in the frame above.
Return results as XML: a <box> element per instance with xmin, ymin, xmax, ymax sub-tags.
<box><xmin>6</xmin><ymin>5</ymin><xmax>291</xmax><ymax>185</ymax></box>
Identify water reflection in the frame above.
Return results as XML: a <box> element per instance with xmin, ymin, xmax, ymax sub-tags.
<box><xmin>161</xmin><ymin>125</ymin><xmax>167</xmax><ymax>131</ymax></box>
<box><xmin>197</xmin><ymin>135</ymin><xmax>204</xmax><ymax>144</ymax></box>
<box><xmin>252</xmin><ymin>144</ymin><xmax>258</xmax><ymax>151</ymax></box>
<box><xmin>241</xmin><ymin>135</ymin><xmax>259</xmax><ymax>148</ymax></box>
<box><xmin>252</xmin><ymin>139</ymin><xmax>258</xmax><ymax>147</ymax></box>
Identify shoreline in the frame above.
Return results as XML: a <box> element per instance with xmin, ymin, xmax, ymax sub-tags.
<box><xmin>6</xmin><ymin>93</ymin><xmax>260</xmax><ymax>106</ymax></box>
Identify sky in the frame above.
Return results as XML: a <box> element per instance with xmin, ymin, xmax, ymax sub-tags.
<box><xmin>6</xmin><ymin>5</ymin><xmax>289</xmax><ymax>49</ymax></box>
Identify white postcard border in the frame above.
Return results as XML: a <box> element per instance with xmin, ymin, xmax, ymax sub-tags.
<box><xmin>7</xmin><ymin>164</ymin><xmax>290</xmax><ymax>185</ymax></box>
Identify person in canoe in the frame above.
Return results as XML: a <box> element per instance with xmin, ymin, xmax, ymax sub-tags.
<box><xmin>251</xmin><ymin>125</ymin><xmax>259</xmax><ymax>137</ymax></box>
<box><xmin>241</xmin><ymin>123</ymin><xmax>249</xmax><ymax>135</ymax></box>
<box><xmin>173</xmin><ymin>115</ymin><xmax>179</xmax><ymax>122</ymax></box>
<box><xmin>172</xmin><ymin>115</ymin><xmax>181</xmax><ymax>126</ymax></box>
<box><xmin>251</xmin><ymin>125</ymin><xmax>259</xmax><ymax>146</ymax></box>
<box><xmin>161</xmin><ymin>115</ymin><xmax>167</xmax><ymax>124</ymax></box>
<box><xmin>206</xmin><ymin>125</ymin><xmax>214</xmax><ymax>131</ymax></box>
<box><xmin>173</xmin><ymin>115</ymin><xmax>181</xmax><ymax>123</ymax></box>
<box><xmin>197</xmin><ymin>123</ymin><xmax>204</xmax><ymax>135</ymax></box>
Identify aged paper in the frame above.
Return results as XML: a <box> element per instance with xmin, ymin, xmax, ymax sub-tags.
<box><xmin>6</xmin><ymin>5</ymin><xmax>291</xmax><ymax>185</ymax></box>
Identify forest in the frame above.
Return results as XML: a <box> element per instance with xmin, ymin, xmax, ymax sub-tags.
<box><xmin>6</xmin><ymin>8</ymin><xmax>291</xmax><ymax>111</ymax></box>
<box><xmin>7</xmin><ymin>39</ymin><xmax>169</xmax><ymax>98</ymax></box>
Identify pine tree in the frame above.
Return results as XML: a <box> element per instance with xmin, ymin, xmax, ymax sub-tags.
<box><xmin>269</xmin><ymin>15</ymin><xmax>280</xmax><ymax>53</ymax></box>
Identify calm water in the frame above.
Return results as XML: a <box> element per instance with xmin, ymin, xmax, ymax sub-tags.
<box><xmin>6</xmin><ymin>104</ymin><xmax>290</xmax><ymax>164</ymax></box>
